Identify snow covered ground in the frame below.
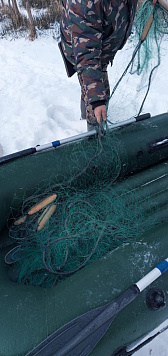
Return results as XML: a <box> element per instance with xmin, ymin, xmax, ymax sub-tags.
<box><xmin>0</xmin><ymin>31</ymin><xmax>168</xmax><ymax>354</ymax></box>
<box><xmin>0</xmin><ymin>34</ymin><xmax>168</xmax><ymax>156</ymax></box>
<box><xmin>0</xmin><ymin>33</ymin><xmax>84</xmax><ymax>156</ymax></box>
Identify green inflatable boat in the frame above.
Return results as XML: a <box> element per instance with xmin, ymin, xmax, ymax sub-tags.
<box><xmin>0</xmin><ymin>112</ymin><xmax>168</xmax><ymax>356</ymax></box>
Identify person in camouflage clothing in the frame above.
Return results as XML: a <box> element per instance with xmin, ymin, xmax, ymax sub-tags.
<box><xmin>60</xmin><ymin>0</ymin><xmax>138</xmax><ymax>128</ymax></box>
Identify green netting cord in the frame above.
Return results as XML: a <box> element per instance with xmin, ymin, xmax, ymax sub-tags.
<box><xmin>106</xmin><ymin>0</ymin><xmax>168</xmax><ymax>120</ymax></box>
<box><xmin>5</xmin><ymin>129</ymin><xmax>161</xmax><ymax>288</ymax></box>
<box><xmin>131</xmin><ymin>0</ymin><xmax>168</xmax><ymax>75</ymax></box>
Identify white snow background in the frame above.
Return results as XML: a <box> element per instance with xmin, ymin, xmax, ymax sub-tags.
<box><xmin>0</xmin><ymin>29</ymin><xmax>168</xmax><ymax>355</ymax></box>
<box><xmin>0</xmin><ymin>34</ymin><xmax>168</xmax><ymax>156</ymax></box>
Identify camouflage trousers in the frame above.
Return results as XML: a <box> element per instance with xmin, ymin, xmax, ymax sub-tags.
<box><xmin>78</xmin><ymin>64</ymin><xmax>110</xmax><ymax>127</ymax></box>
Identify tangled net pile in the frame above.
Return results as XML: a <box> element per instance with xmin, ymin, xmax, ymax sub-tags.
<box><xmin>5</xmin><ymin>128</ymin><xmax>159</xmax><ymax>288</ymax></box>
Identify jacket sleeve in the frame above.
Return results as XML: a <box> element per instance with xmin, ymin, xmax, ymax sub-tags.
<box><xmin>70</xmin><ymin>0</ymin><xmax>107</xmax><ymax>104</ymax></box>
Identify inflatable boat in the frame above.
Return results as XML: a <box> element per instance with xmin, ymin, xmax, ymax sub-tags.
<box><xmin>0</xmin><ymin>112</ymin><xmax>168</xmax><ymax>356</ymax></box>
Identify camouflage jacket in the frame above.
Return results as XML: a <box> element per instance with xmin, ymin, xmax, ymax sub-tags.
<box><xmin>60</xmin><ymin>0</ymin><xmax>138</xmax><ymax>104</ymax></box>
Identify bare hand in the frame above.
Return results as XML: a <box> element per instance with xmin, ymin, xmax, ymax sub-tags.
<box><xmin>94</xmin><ymin>105</ymin><xmax>107</xmax><ymax>124</ymax></box>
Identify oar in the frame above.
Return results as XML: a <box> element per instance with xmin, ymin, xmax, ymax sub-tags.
<box><xmin>26</xmin><ymin>257</ymin><xmax>168</xmax><ymax>356</ymax></box>
<box><xmin>0</xmin><ymin>113</ymin><xmax>150</xmax><ymax>165</ymax></box>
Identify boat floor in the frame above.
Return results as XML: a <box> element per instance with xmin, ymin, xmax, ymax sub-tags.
<box><xmin>0</xmin><ymin>222</ymin><xmax>168</xmax><ymax>356</ymax></box>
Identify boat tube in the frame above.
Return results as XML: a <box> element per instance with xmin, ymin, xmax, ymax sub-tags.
<box><xmin>0</xmin><ymin>112</ymin><xmax>168</xmax><ymax>356</ymax></box>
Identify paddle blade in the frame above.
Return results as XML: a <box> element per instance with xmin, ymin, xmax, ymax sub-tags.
<box><xmin>26</xmin><ymin>303</ymin><xmax>116</xmax><ymax>356</ymax></box>
<box><xmin>26</xmin><ymin>285</ymin><xmax>139</xmax><ymax>356</ymax></box>
<box><xmin>55</xmin><ymin>318</ymin><xmax>115</xmax><ymax>356</ymax></box>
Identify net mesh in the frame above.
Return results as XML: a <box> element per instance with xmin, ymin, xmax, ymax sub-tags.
<box><xmin>5</xmin><ymin>128</ymin><xmax>162</xmax><ymax>288</ymax></box>
<box><xmin>130</xmin><ymin>0</ymin><xmax>168</xmax><ymax>113</ymax></box>
<box><xmin>131</xmin><ymin>0</ymin><xmax>168</xmax><ymax>75</ymax></box>
<box><xmin>107</xmin><ymin>0</ymin><xmax>168</xmax><ymax>119</ymax></box>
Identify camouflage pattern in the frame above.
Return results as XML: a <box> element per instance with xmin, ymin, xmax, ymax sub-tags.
<box><xmin>79</xmin><ymin>64</ymin><xmax>110</xmax><ymax>124</ymax></box>
<box><xmin>60</xmin><ymin>0</ymin><xmax>138</xmax><ymax>105</ymax></box>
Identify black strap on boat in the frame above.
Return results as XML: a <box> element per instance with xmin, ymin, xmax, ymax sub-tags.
<box><xmin>148</xmin><ymin>136</ymin><xmax>168</xmax><ymax>152</ymax></box>
<box><xmin>0</xmin><ymin>147</ymin><xmax>36</xmax><ymax>164</ymax></box>
<box><xmin>112</xmin><ymin>324</ymin><xmax>168</xmax><ymax>356</ymax></box>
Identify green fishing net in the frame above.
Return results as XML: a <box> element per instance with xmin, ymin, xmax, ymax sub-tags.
<box><xmin>107</xmin><ymin>0</ymin><xmax>168</xmax><ymax>118</ymax></box>
<box><xmin>4</xmin><ymin>128</ymin><xmax>163</xmax><ymax>288</ymax></box>
<box><xmin>131</xmin><ymin>0</ymin><xmax>168</xmax><ymax>75</ymax></box>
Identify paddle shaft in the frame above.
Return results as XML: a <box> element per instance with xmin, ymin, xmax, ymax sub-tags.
<box><xmin>136</xmin><ymin>257</ymin><xmax>168</xmax><ymax>292</ymax></box>
<box><xmin>54</xmin><ymin>258</ymin><xmax>168</xmax><ymax>356</ymax></box>
<box><xmin>26</xmin><ymin>257</ymin><xmax>168</xmax><ymax>356</ymax></box>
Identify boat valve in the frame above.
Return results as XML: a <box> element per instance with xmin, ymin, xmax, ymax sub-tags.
<box><xmin>146</xmin><ymin>287</ymin><xmax>166</xmax><ymax>311</ymax></box>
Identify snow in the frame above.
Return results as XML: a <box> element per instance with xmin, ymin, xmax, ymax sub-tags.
<box><xmin>0</xmin><ymin>34</ymin><xmax>168</xmax><ymax>156</ymax></box>
<box><xmin>0</xmin><ymin>31</ymin><xmax>168</xmax><ymax>354</ymax></box>
<box><xmin>0</xmin><ymin>35</ymin><xmax>85</xmax><ymax>155</ymax></box>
